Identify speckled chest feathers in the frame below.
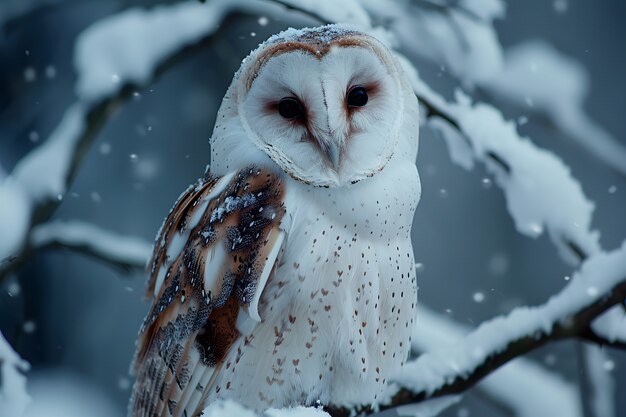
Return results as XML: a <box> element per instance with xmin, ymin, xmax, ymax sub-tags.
<box><xmin>130</xmin><ymin>24</ymin><xmax>421</xmax><ymax>417</ymax></box>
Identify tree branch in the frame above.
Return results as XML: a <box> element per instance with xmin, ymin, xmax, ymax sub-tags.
<box><xmin>0</xmin><ymin>0</ymin><xmax>300</xmax><ymax>282</ymax></box>
<box><xmin>31</xmin><ymin>220</ymin><xmax>152</xmax><ymax>273</ymax></box>
<box><xmin>581</xmin><ymin>328</ymin><xmax>626</xmax><ymax>351</ymax></box>
<box><xmin>408</xmin><ymin>307</ymin><xmax>583</xmax><ymax>417</ymax></box>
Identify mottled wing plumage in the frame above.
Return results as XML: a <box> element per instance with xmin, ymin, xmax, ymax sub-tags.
<box><xmin>130</xmin><ymin>166</ymin><xmax>285</xmax><ymax>417</ymax></box>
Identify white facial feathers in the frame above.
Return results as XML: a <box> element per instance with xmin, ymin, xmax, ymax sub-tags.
<box><xmin>210</xmin><ymin>25</ymin><xmax>418</xmax><ymax>187</ymax></box>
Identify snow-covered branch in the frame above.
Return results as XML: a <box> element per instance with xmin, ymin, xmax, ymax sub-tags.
<box><xmin>0</xmin><ymin>99</ymin><xmax>122</xmax><ymax>277</ymax></box>
<box><xmin>0</xmin><ymin>331</ymin><xmax>30</xmax><ymax>417</ymax></box>
<box><xmin>585</xmin><ymin>305</ymin><xmax>626</xmax><ymax>349</ymax></box>
<box><xmin>399</xmin><ymin>54</ymin><xmax>603</xmax><ymax>270</ymax></box>
<box><xmin>410</xmin><ymin>307</ymin><xmax>583</xmax><ymax>417</ymax></box>
<box><xmin>483</xmin><ymin>40</ymin><xmax>626</xmax><ymax>177</ymax></box>
<box><xmin>31</xmin><ymin>220</ymin><xmax>152</xmax><ymax>273</ymax></box>
<box><xmin>383</xmin><ymin>242</ymin><xmax>626</xmax><ymax>411</ymax></box>
<box><xmin>382</xmin><ymin>1</ymin><xmax>626</xmax><ymax>176</ymax></box>
<box><xmin>421</xmin><ymin>89</ymin><xmax>601</xmax><ymax>265</ymax></box>
<box><xmin>0</xmin><ymin>0</ymin><xmax>300</xmax><ymax>281</ymax></box>
<box><xmin>203</xmin><ymin>400</ymin><xmax>331</xmax><ymax>417</ymax></box>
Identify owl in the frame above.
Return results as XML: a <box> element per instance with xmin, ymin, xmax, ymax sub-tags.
<box><xmin>130</xmin><ymin>24</ymin><xmax>421</xmax><ymax>417</ymax></box>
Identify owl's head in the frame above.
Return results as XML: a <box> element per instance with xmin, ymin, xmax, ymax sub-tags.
<box><xmin>210</xmin><ymin>25</ymin><xmax>419</xmax><ymax>187</ymax></box>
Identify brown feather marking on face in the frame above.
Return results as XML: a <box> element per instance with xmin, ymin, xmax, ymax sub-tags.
<box><xmin>343</xmin><ymin>81</ymin><xmax>382</xmax><ymax>143</ymax></box>
<box><xmin>251</xmin><ymin>32</ymin><xmax>393</xmax><ymax>178</ymax></box>
<box><xmin>245</xmin><ymin>36</ymin><xmax>371</xmax><ymax>92</ymax></box>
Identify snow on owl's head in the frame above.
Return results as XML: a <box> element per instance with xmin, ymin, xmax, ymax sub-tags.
<box><xmin>210</xmin><ymin>25</ymin><xmax>418</xmax><ymax>187</ymax></box>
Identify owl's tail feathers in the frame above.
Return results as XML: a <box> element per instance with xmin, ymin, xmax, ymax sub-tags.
<box><xmin>129</xmin><ymin>344</ymin><xmax>218</xmax><ymax>417</ymax></box>
<box><xmin>188</xmin><ymin>363</ymin><xmax>222</xmax><ymax>417</ymax></box>
<box><xmin>170</xmin><ymin>354</ymin><xmax>217</xmax><ymax>417</ymax></box>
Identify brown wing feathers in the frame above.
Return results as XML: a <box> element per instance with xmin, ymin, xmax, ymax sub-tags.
<box><xmin>130</xmin><ymin>166</ymin><xmax>285</xmax><ymax>417</ymax></box>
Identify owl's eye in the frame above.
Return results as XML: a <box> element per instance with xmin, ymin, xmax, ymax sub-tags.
<box><xmin>278</xmin><ymin>98</ymin><xmax>304</xmax><ymax>119</ymax></box>
<box><xmin>347</xmin><ymin>86</ymin><xmax>368</xmax><ymax>107</ymax></box>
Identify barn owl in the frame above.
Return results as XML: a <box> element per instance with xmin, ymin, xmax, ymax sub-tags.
<box><xmin>130</xmin><ymin>24</ymin><xmax>421</xmax><ymax>417</ymax></box>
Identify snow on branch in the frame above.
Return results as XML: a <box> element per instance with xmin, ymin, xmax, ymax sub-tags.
<box><xmin>203</xmin><ymin>400</ymin><xmax>330</xmax><ymax>417</ymax></box>
<box><xmin>74</xmin><ymin>0</ymin><xmax>300</xmax><ymax>103</ymax></box>
<box><xmin>411</xmin><ymin>307</ymin><xmax>583</xmax><ymax>417</ymax></box>
<box><xmin>0</xmin><ymin>331</ymin><xmax>30</xmax><ymax>417</ymax></box>
<box><xmin>484</xmin><ymin>40</ymin><xmax>626</xmax><ymax>177</ymax></box>
<box><xmin>385</xmin><ymin>2</ymin><xmax>626</xmax><ymax>176</ymax></box>
<box><xmin>385</xmin><ymin>241</ymin><xmax>626</xmax><ymax>409</ymax></box>
<box><xmin>434</xmin><ymin>91</ymin><xmax>601</xmax><ymax>265</ymax></box>
<box><xmin>275</xmin><ymin>0</ymin><xmax>506</xmax><ymax>86</ymax></box>
<box><xmin>0</xmin><ymin>98</ymin><xmax>113</xmax><ymax>276</ymax></box>
<box><xmin>400</xmin><ymin>60</ymin><xmax>601</xmax><ymax>266</ymax></box>
<box><xmin>364</xmin><ymin>0</ymin><xmax>505</xmax><ymax>86</ymax></box>
<box><xmin>586</xmin><ymin>305</ymin><xmax>626</xmax><ymax>349</ymax></box>
<box><xmin>0</xmin><ymin>0</ymin><xmax>300</xmax><ymax>280</ymax></box>
<box><xmin>31</xmin><ymin>220</ymin><xmax>152</xmax><ymax>272</ymax></box>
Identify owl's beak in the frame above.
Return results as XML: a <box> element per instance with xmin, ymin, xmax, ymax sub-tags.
<box><xmin>320</xmin><ymin>141</ymin><xmax>342</xmax><ymax>171</ymax></box>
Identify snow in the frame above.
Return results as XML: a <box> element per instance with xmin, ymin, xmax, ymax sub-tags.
<box><xmin>395</xmin><ymin>241</ymin><xmax>626</xmax><ymax>399</ymax></box>
<box><xmin>0</xmin><ymin>104</ymin><xmax>85</xmax><ymax>262</ymax></box>
<box><xmin>210</xmin><ymin>194</ymin><xmax>258</xmax><ymax>223</ymax></box>
<box><xmin>31</xmin><ymin>220</ymin><xmax>152</xmax><ymax>269</ymax></box>
<box><xmin>202</xmin><ymin>400</ymin><xmax>330</xmax><ymax>417</ymax></box>
<box><xmin>363</xmin><ymin>0</ymin><xmax>504</xmax><ymax>86</ymax></box>
<box><xmin>591</xmin><ymin>305</ymin><xmax>626</xmax><ymax>344</ymax></box>
<box><xmin>429</xmin><ymin>117</ymin><xmax>474</xmax><ymax>170</ymax></box>
<box><xmin>396</xmin><ymin>396</ymin><xmax>461</xmax><ymax>417</ymax></box>
<box><xmin>75</xmin><ymin>0</ymin><xmax>290</xmax><ymax>103</ymax></box>
<box><xmin>266</xmin><ymin>406</ymin><xmax>330</xmax><ymax>417</ymax></box>
<box><xmin>480</xmin><ymin>358</ymin><xmax>583</xmax><ymax>417</ymax></box>
<box><xmin>486</xmin><ymin>40</ymin><xmax>626</xmax><ymax>176</ymax></box>
<box><xmin>203</xmin><ymin>400</ymin><xmax>258</xmax><ymax>417</ymax></box>
<box><xmin>12</xmin><ymin>104</ymin><xmax>86</xmax><ymax>202</ymax></box>
<box><xmin>0</xmin><ymin>178</ymin><xmax>33</xmax><ymax>262</ymax></box>
<box><xmin>431</xmin><ymin>91</ymin><xmax>600</xmax><ymax>265</ymax></box>
<box><xmin>23</xmin><ymin>371</ymin><xmax>119</xmax><ymax>417</ymax></box>
<box><xmin>0</xmin><ymin>331</ymin><xmax>31</xmax><ymax>417</ymax></box>
<box><xmin>410</xmin><ymin>308</ymin><xmax>582</xmax><ymax>417</ymax></box>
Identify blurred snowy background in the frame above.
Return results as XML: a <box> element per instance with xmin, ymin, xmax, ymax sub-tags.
<box><xmin>1</xmin><ymin>1</ymin><xmax>625</xmax><ymax>416</ymax></box>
